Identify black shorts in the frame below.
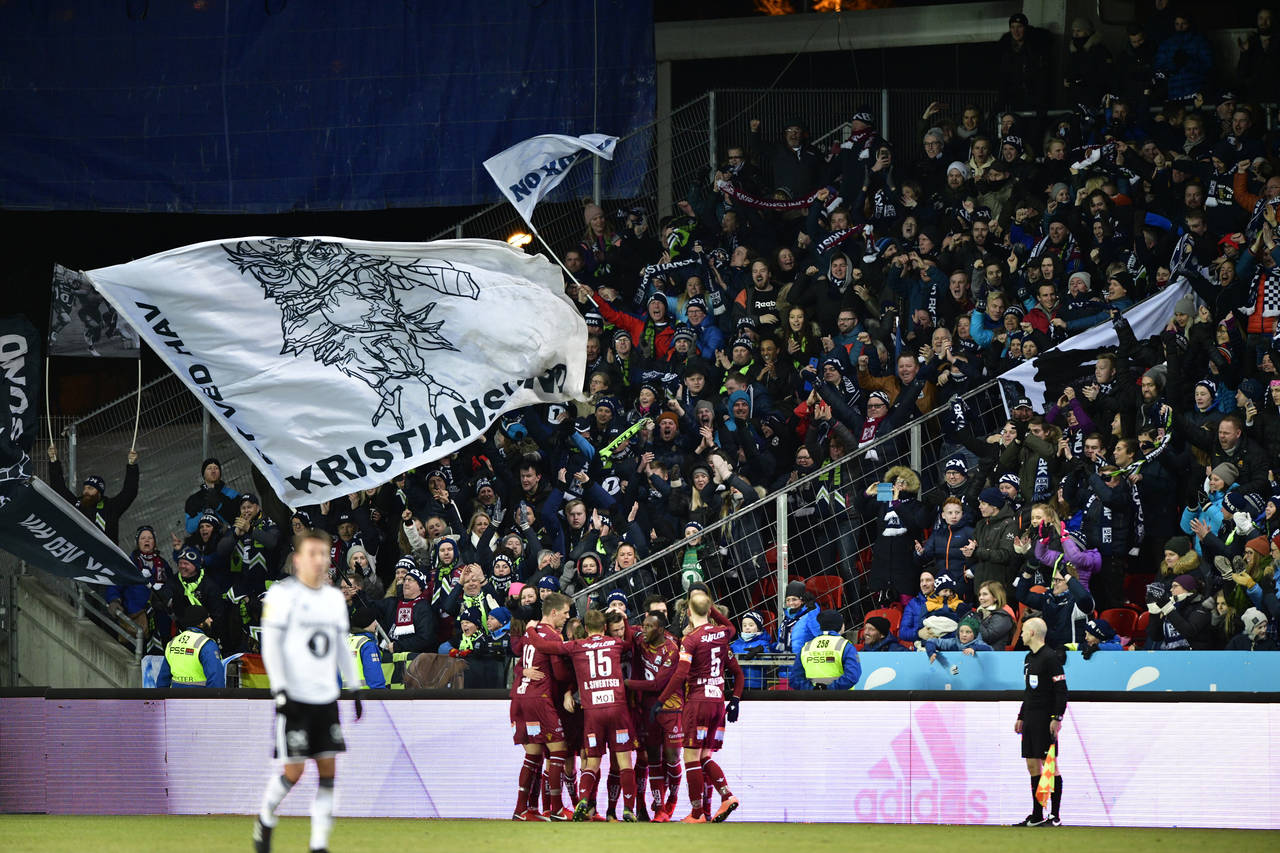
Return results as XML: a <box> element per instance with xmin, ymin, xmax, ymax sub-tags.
<box><xmin>274</xmin><ymin>700</ymin><xmax>346</xmax><ymax>761</ymax></box>
<box><xmin>1020</xmin><ymin>710</ymin><xmax>1057</xmax><ymax>760</ymax></box>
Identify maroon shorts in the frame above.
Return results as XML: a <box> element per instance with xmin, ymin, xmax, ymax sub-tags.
<box><xmin>681</xmin><ymin>700</ymin><xmax>726</xmax><ymax>751</ymax></box>
<box><xmin>648</xmin><ymin>708</ymin><xmax>683</xmax><ymax>748</ymax></box>
<box><xmin>510</xmin><ymin>695</ymin><xmax>565</xmax><ymax>746</ymax></box>
<box><xmin>559</xmin><ymin>705</ymin><xmax>583</xmax><ymax>753</ymax></box>
<box><xmin>582</xmin><ymin>705</ymin><xmax>637</xmax><ymax>757</ymax></box>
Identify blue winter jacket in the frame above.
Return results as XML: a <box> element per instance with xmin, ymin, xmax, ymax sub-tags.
<box><xmin>1180</xmin><ymin>486</ymin><xmax>1233</xmax><ymax>555</ymax></box>
<box><xmin>730</xmin><ymin>631</ymin><xmax>775</xmax><ymax>689</ymax></box>
<box><xmin>918</xmin><ymin>522</ymin><xmax>973</xmax><ymax>583</ymax></box>
<box><xmin>788</xmin><ymin>605</ymin><xmax>823</xmax><ymax>656</ymax></box>
<box><xmin>789</xmin><ymin>630</ymin><xmax>862</xmax><ymax>690</ymax></box>
<box><xmin>351</xmin><ymin>631</ymin><xmax>387</xmax><ymax>689</ymax></box>
<box><xmin>922</xmin><ymin>635</ymin><xmax>993</xmax><ymax>657</ymax></box>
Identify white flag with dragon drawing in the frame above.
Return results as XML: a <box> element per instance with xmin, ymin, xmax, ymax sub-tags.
<box><xmin>85</xmin><ymin>237</ymin><xmax>587</xmax><ymax>505</ymax></box>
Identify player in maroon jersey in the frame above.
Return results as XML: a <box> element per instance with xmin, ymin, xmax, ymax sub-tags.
<box><xmin>509</xmin><ymin>592</ymin><xmax>576</xmax><ymax>821</ymax></box>
<box><xmin>656</xmin><ymin>590</ymin><xmax>743</xmax><ymax>823</ymax></box>
<box><xmin>525</xmin><ymin>609</ymin><xmax>641</xmax><ymax>822</ymax></box>
<box><xmin>625</xmin><ymin>611</ymin><xmax>684</xmax><ymax>821</ymax></box>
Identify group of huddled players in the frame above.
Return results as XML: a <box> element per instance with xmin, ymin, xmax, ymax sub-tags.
<box><xmin>508</xmin><ymin>588</ymin><xmax>744</xmax><ymax>823</ymax></box>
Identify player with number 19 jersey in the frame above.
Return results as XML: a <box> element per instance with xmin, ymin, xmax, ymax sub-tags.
<box><xmin>510</xmin><ymin>623</ymin><xmax>569</xmax><ymax>745</ymax></box>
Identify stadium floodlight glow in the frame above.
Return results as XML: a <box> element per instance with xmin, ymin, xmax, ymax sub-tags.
<box><xmin>506</xmin><ymin>231</ymin><xmax>533</xmax><ymax>248</ymax></box>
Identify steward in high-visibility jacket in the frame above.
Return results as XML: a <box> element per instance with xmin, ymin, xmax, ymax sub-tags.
<box><xmin>157</xmin><ymin>605</ymin><xmax>224</xmax><ymax>688</ymax></box>
<box><xmin>344</xmin><ymin>606</ymin><xmax>387</xmax><ymax>689</ymax></box>
<box><xmin>790</xmin><ymin>609</ymin><xmax>861</xmax><ymax>691</ymax></box>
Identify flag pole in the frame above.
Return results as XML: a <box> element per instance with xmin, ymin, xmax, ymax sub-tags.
<box><xmin>528</xmin><ymin>224</ymin><xmax>582</xmax><ymax>287</ymax></box>
<box><xmin>130</xmin><ymin>358</ymin><xmax>142</xmax><ymax>453</ymax></box>
<box><xmin>44</xmin><ymin>355</ymin><xmax>53</xmax><ymax>447</ymax></box>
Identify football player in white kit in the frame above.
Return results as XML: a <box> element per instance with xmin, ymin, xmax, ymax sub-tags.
<box><xmin>253</xmin><ymin>528</ymin><xmax>363</xmax><ymax>853</ymax></box>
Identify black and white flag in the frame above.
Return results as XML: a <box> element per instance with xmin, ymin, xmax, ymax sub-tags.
<box><xmin>47</xmin><ymin>264</ymin><xmax>140</xmax><ymax>358</ymax></box>
<box><xmin>483</xmin><ymin>133</ymin><xmax>618</xmax><ymax>224</ymax></box>
<box><xmin>84</xmin><ymin>237</ymin><xmax>587</xmax><ymax>505</ymax></box>
<box><xmin>0</xmin><ymin>477</ymin><xmax>145</xmax><ymax>585</ymax></box>
<box><xmin>0</xmin><ymin>315</ymin><xmax>42</xmax><ymax>485</ymax></box>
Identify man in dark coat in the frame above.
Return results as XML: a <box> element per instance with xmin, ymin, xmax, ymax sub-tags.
<box><xmin>46</xmin><ymin>444</ymin><xmax>138</xmax><ymax>547</ymax></box>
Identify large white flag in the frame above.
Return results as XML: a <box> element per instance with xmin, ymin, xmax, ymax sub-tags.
<box><xmin>86</xmin><ymin>237</ymin><xmax>587</xmax><ymax>505</ymax></box>
<box><xmin>483</xmin><ymin>133</ymin><xmax>618</xmax><ymax>225</ymax></box>
<box><xmin>999</xmin><ymin>280</ymin><xmax>1190</xmax><ymax>415</ymax></box>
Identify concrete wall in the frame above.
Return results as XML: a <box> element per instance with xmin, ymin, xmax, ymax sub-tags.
<box><xmin>15</xmin><ymin>577</ymin><xmax>138</xmax><ymax>688</ymax></box>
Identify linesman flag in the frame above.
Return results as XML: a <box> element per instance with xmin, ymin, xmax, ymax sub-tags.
<box><xmin>483</xmin><ymin>133</ymin><xmax>618</xmax><ymax>225</ymax></box>
<box><xmin>84</xmin><ymin>237</ymin><xmax>587</xmax><ymax>506</ymax></box>
<box><xmin>1036</xmin><ymin>744</ymin><xmax>1058</xmax><ymax>808</ymax></box>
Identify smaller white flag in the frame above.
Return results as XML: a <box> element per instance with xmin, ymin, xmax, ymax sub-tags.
<box><xmin>483</xmin><ymin>133</ymin><xmax>618</xmax><ymax>225</ymax></box>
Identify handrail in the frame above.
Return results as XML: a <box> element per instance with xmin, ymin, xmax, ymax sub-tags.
<box><xmin>594</xmin><ymin>374</ymin><xmax>1004</xmax><ymax>597</ymax></box>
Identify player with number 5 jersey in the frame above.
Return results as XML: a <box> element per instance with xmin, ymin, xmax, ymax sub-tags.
<box><xmin>524</xmin><ymin>608</ymin><xmax>641</xmax><ymax>822</ymax></box>
<box><xmin>656</xmin><ymin>589</ymin><xmax>744</xmax><ymax>824</ymax></box>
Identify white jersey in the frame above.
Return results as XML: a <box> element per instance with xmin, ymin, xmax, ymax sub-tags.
<box><xmin>260</xmin><ymin>577</ymin><xmax>360</xmax><ymax>704</ymax></box>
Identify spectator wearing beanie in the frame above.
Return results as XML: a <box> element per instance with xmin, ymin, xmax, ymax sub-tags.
<box><xmin>1180</xmin><ymin>462</ymin><xmax>1239</xmax><ymax>556</ymax></box>
<box><xmin>779</xmin><ymin>580</ymin><xmax>821</xmax><ymax>657</ymax></box>
<box><xmin>1147</xmin><ymin>573</ymin><xmax>1212</xmax><ymax>650</ymax></box>
<box><xmin>1079</xmin><ymin>617</ymin><xmax>1124</xmax><ymax>658</ymax></box>
<box><xmin>1226</xmin><ymin>607</ymin><xmax>1277</xmax><ymax>651</ymax></box>
<box><xmin>861</xmin><ymin>614</ymin><xmax>906</xmax><ymax>652</ymax></box>
<box><xmin>181</xmin><ymin>457</ymin><xmax>238</xmax><ymax>535</ymax></box>
<box><xmin>966</xmin><ymin>487</ymin><xmax>1018</xmax><ymax>592</ymax></box>
<box><xmin>859</xmin><ymin>466</ymin><xmax>931</xmax><ymax>605</ymax></box>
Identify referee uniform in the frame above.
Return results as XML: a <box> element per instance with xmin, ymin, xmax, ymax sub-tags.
<box><xmin>1018</xmin><ymin>643</ymin><xmax>1067</xmax><ymax>824</ymax></box>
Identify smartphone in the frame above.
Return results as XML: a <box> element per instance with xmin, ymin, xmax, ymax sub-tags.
<box><xmin>876</xmin><ymin>482</ymin><xmax>894</xmax><ymax>502</ymax></box>
<box><xmin>808</xmin><ymin>357</ymin><xmax>819</xmax><ymax>370</ymax></box>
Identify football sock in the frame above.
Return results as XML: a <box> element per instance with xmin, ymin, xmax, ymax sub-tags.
<box><xmin>684</xmin><ymin>761</ymin><xmax>705</xmax><ymax>818</ymax></box>
<box><xmin>649</xmin><ymin>762</ymin><xmax>666</xmax><ymax>805</ymax></box>
<box><xmin>528</xmin><ymin>755</ymin><xmax>544</xmax><ymax>812</ymax></box>
<box><xmin>577</xmin><ymin>768</ymin><xmax>598</xmax><ymax>804</ymax></box>
<box><xmin>309</xmin><ymin>776</ymin><xmax>334</xmax><ymax>851</ymax></box>
<box><xmin>665</xmin><ymin>759</ymin><xmax>682</xmax><ymax>805</ymax></box>
<box><xmin>547</xmin><ymin>750</ymin><xmax>569</xmax><ymax>810</ymax></box>
<box><xmin>635</xmin><ymin>756</ymin><xmax>649</xmax><ymax>804</ymax></box>
<box><xmin>621</xmin><ymin>768</ymin><xmax>637</xmax><ymax>812</ymax></box>
<box><xmin>258</xmin><ymin>773</ymin><xmax>294</xmax><ymax>828</ymax></box>
<box><xmin>516</xmin><ymin>754</ymin><xmax>540</xmax><ymax>814</ymax></box>
<box><xmin>1030</xmin><ymin>775</ymin><xmax>1043</xmax><ymax>821</ymax></box>
<box><xmin>607</xmin><ymin>764</ymin><xmax>621</xmax><ymax>813</ymax></box>
<box><xmin>562</xmin><ymin>756</ymin><xmax>576</xmax><ymax>806</ymax></box>
<box><xmin>701</xmin><ymin>758</ymin><xmax>732</xmax><ymax>798</ymax></box>
<box><xmin>703</xmin><ymin>778</ymin><xmax>713</xmax><ymax>817</ymax></box>
<box><xmin>1051</xmin><ymin>776</ymin><xmax>1063</xmax><ymax>818</ymax></box>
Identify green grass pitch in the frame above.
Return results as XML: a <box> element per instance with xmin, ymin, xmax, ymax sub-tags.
<box><xmin>0</xmin><ymin>816</ymin><xmax>1273</xmax><ymax>853</ymax></box>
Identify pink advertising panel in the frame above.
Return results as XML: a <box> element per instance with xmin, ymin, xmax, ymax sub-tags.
<box><xmin>1</xmin><ymin>698</ymin><xmax>1274</xmax><ymax>828</ymax></box>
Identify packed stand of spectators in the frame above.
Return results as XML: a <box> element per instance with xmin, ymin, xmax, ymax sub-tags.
<box><xmin>50</xmin><ymin>7</ymin><xmax>1280</xmax><ymax>688</ymax></box>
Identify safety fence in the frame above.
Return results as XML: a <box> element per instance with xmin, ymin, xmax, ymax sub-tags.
<box><xmin>569</xmin><ymin>375</ymin><xmax>1010</xmax><ymax>634</ymax></box>
<box><xmin>431</xmin><ymin>87</ymin><xmax>1001</xmax><ymax>263</ymax></box>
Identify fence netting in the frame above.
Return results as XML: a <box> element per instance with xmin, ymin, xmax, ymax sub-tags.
<box><xmin>571</xmin><ymin>379</ymin><xmax>1009</xmax><ymax>645</ymax></box>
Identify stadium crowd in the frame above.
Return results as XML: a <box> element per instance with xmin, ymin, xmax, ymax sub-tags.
<box><xmin>47</xmin><ymin>6</ymin><xmax>1280</xmax><ymax>688</ymax></box>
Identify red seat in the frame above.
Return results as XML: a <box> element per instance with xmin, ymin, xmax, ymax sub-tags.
<box><xmin>1124</xmin><ymin>573</ymin><xmax>1156</xmax><ymax>608</ymax></box>
<box><xmin>751</xmin><ymin>576</ymin><xmax>802</xmax><ymax>610</ymax></box>
<box><xmin>805</xmin><ymin>575</ymin><xmax>843</xmax><ymax>611</ymax></box>
<box><xmin>859</xmin><ymin>607</ymin><xmax>901</xmax><ymax>643</ymax></box>
<box><xmin>1133</xmin><ymin>611</ymin><xmax>1151</xmax><ymax>647</ymax></box>
<box><xmin>1099</xmin><ymin>608</ymin><xmax>1137</xmax><ymax>639</ymax></box>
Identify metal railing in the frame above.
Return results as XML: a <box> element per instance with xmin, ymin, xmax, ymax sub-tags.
<box><xmin>431</xmin><ymin>87</ymin><xmax>1003</xmax><ymax>261</ymax></box>
<box><xmin>568</xmin><ymin>375</ymin><xmax>1010</xmax><ymax>632</ymax></box>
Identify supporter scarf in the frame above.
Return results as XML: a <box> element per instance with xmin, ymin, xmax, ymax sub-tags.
<box><xmin>816</xmin><ymin>465</ymin><xmax>846</xmax><ymax>517</ymax></box>
<box><xmin>1243</xmin><ymin>266</ymin><xmax>1280</xmax><ymax>318</ymax></box>
<box><xmin>716</xmin><ymin>181</ymin><xmax>824</xmax><ymax>212</ymax></box>
<box><xmin>1033</xmin><ymin>457</ymin><xmax>1051</xmax><ymax>503</ymax></box>
<box><xmin>858</xmin><ymin>415</ymin><xmax>882</xmax><ymax>447</ymax></box>
<box><xmin>816</xmin><ymin>225</ymin><xmax>871</xmax><ymax>256</ymax></box>
<box><xmin>132</xmin><ymin>551</ymin><xmax>167</xmax><ymax>586</ymax></box>
<box><xmin>639</xmin><ymin>257</ymin><xmax>702</xmax><ymax>299</ymax></box>
<box><xmin>843</xmin><ymin>128</ymin><xmax>876</xmax><ymax>158</ymax></box>
<box><xmin>395</xmin><ymin>595</ymin><xmax>424</xmax><ymax>637</ymax></box>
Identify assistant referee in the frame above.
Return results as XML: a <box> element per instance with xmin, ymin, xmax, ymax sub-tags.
<box><xmin>1013</xmin><ymin>617</ymin><xmax>1066</xmax><ymax>827</ymax></box>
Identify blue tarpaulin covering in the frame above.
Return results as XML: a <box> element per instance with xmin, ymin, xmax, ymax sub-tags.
<box><xmin>0</xmin><ymin>1</ymin><xmax>655</xmax><ymax>213</ymax></box>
